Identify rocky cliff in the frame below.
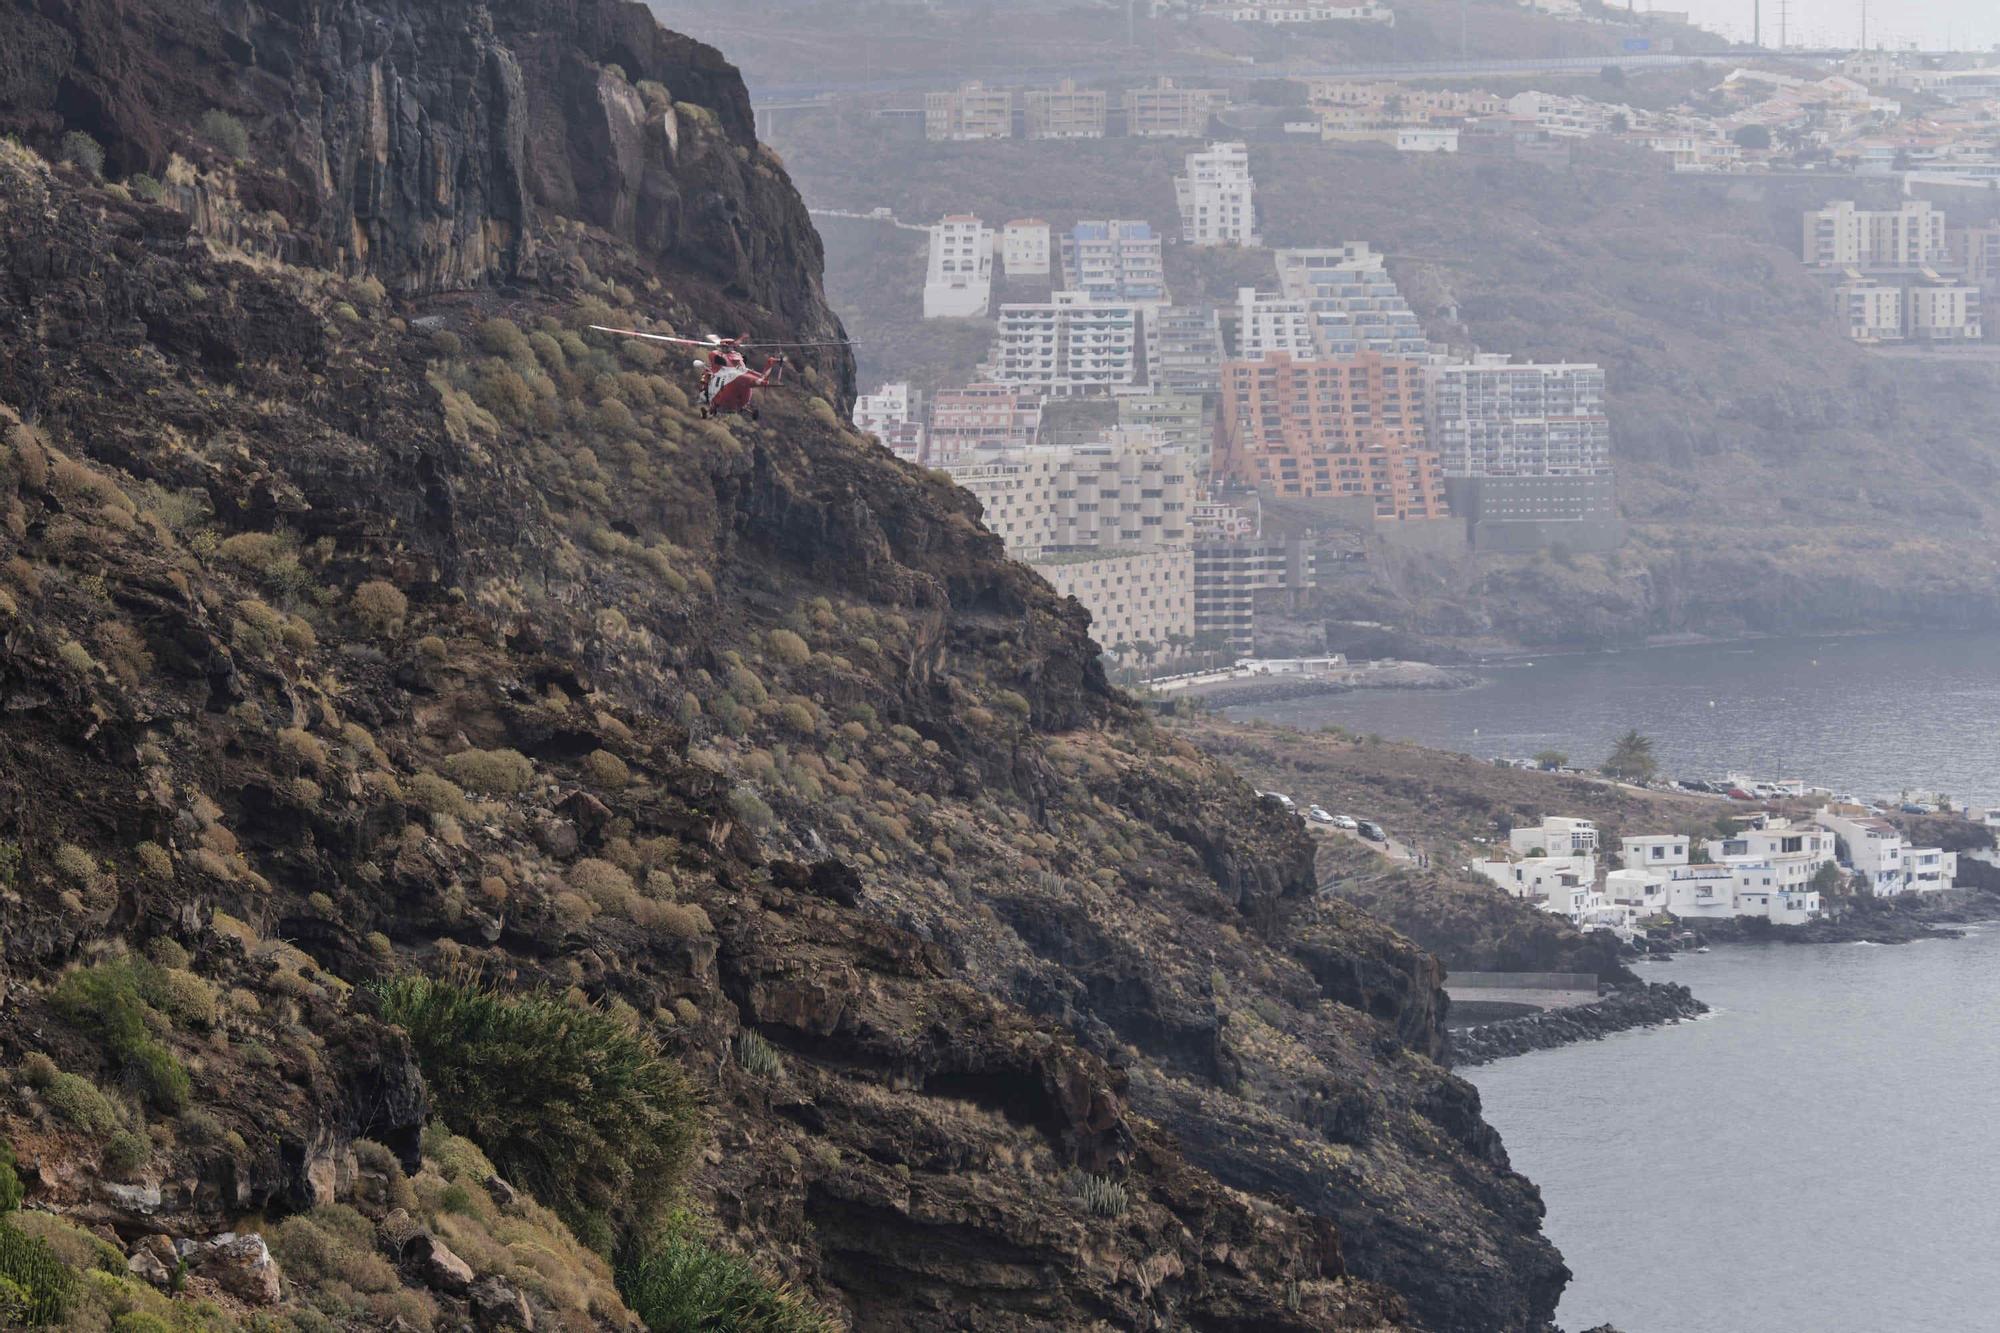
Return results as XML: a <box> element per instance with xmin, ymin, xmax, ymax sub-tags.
<box><xmin>0</xmin><ymin>3</ymin><xmax>1563</xmax><ymax>1329</ymax></box>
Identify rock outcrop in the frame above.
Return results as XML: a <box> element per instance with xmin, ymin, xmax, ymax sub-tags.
<box><xmin>0</xmin><ymin>3</ymin><xmax>1567</xmax><ymax>1329</ymax></box>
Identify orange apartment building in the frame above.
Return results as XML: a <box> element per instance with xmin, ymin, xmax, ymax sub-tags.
<box><xmin>1214</xmin><ymin>352</ymin><xmax>1449</xmax><ymax>520</ymax></box>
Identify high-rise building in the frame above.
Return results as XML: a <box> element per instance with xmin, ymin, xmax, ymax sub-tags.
<box><xmin>922</xmin><ymin>215</ymin><xmax>994</xmax><ymax>319</ymax></box>
<box><xmin>1123</xmin><ymin>78</ymin><xmax>1223</xmax><ymax>138</ymax></box>
<box><xmin>927</xmin><ymin>384</ymin><xmax>1043</xmax><ymax>465</ymax></box>
<box><xmin>1174</xmin><ymin>142</ymin><xmax>1260</xmax><ymax>247</ymax></box>
<box><xmin>1234</xmin><ymin>287</ymin><xmax>1320</xmax><ymax>361</ymax></box>
<box><xmin>1803</xmin><ymin>200</ymin><xmax>1949</xmax><ymax>268</ymax></box>
<box><xmin>946</xmin><ymin>428</ymin><xmax>1194</xmax><ymax>555</ymax></box>
<box><xmin>1426</xmin><ymin>357</ymin><xmax>1612</xmax><ymax>477</ymax></box>
<box><xmin>924</xmin><ymin>83</ymin><xmax>1015</xmax><ymax>140</ymax></box>
<box><xmin>1024</xmin><ymin>80</ymin><xmax>1108</xmax><ymax>139</ymax></box>
<box><xmin>987</xmin><ymin>292</ymin><xmax>1142</xmax><ymax>396</ymax></box>
<box><xmin>1143</xmin><ymin>306</ymin><xmax>1226</xmax><ymax>397</ymax></box>
<box><xmin>1274</xmin><ymin>245</ymin><xmax>1431</xmax><ymax>356</ymax></box>
<box><xmin>1193</xmin><ymin>539</ymin><xmax>1316</xmax><ymax>655</ymax></box>
<box><xmin>1036</xmin><ymin>548</ymin><xmax>1195</xmax><ymax>658</ymax></box>
<box><xmin>1060</xmin><ymin>221</ymin><xmax>1168</xmax><ymax>304</ymax></box>
<box><xmin>853</xmin><ymin>383</ymin><xmax>926</xmax><ymax>463</ymax></box>
<box><xmin>1216</xmin><ymin>352</ymin><xmax>1447</xmax><ymax>519</ymax></box>
<box><xmin>1118</xmin><ymin>393</ymin><xmax>1210</xmax><ymax>469</ymax></box>
<box><xmin>1000</xmin><ymin>219</ymin><xmax>1052</xmax><ymax>278</ymax></box>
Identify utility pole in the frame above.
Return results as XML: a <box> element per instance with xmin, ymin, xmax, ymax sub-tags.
<box><xmin>1860</xmin><ymin>0</ymin><xmax>1868</xmax><ymax>51</ymax></box>
<box><xmin>1777</xmin><ymin>0</ymin><xmax>1788</xmax><ymax>50</ymax></box>
<box><xmin>1753</xmin><ymin>0</ymin><xmax>1761</xmax><ymax>50</ymax></box>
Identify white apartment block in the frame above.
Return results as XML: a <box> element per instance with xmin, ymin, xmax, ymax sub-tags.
<box><xmin>1504</xmin><ymin>91</ymin><xmax>1612</xmax><ymax>138</ymax></box>
<box><xmin>1034</xmin><ymin>547</ymin><xmax>1196</xmax><ymax>657</ymax></box>
<box><xmin>1175</xmin><ymin>142</ymin><xmax>1260</xmax><ymax>247</ymax></box>
<box><xmin>923</xmin><ymin>215</ymin><xmax>994</xmax><ymax>319</ymax></box>
<box><xmin>1000</xmin><ymin>219</ymin><xmax>1052</xmax><ymax>278</ymax></box>
<box><xmin>1905</xmin><ymin>277</ymin><xmax>1983</xmax><ymax>342</ymax></box>
<box><xmin>924</xmin><ymin>83</ymin><xmax>1015</xmax><ymax>141</ymax></box>
<box><xmin>1062</xmin><ymin>221</ymin><xmax>1168</xmax><ymax>305</ymax></box>
<box><xmin>1833</xmin><ymin>276</ymin><xmax>1904</xmax><ymax>341</ymax></box>
<box><xmin>947</xmin><ymin>428</ymin><xmax>1194</xmax><ymax>555</ymax></box>
<box><xmin>1814</xmin><ymin>808</ymin><xmax>1956</xmax><ymax>896</ymax></box>
<box><xmin>852</xmin><ymin>383</ymin><xmax>926</xmax><ymax>464</ymax></box>
<box><xmin>1119</xmin><ymin>393</ymin><xmax>1209</xmax><ymax>467</ymax></box>
<box><xmin>1472</xmin><ymin>852</ymin><xmax>1599</xmax><ymax>909</ymax></box>
<box><xmin>988</xmin><ymin>291</ymin><xmax>1142</xmax><ymax>396</ymax></box>
<box><xmin>1274</xmin><ymin>244</ymin><xmax>1430</xmax><ymax>357</ymax></box>
<box><xmin>1202</xmin><ymin>2</ymin><xmax>1394</xmax><ymax>22</ymax></box>
<box><xmin>1123</xmin><ymin>78</ymin><xmax>1223</xmax><ymax>139</ymax></box>
<box><xmin>1024</xmin><ymin>80</ymin><xmax>1108</xmax><ymax>140</ymax></box>
<box><xmin>1427</xmin><ymin>356</ymin><xmax>1613</xmax><ymax>477</ymax></box>
<box><xmin>1510</xmin><ymin>816</ymin><xmax>1600</xmax><ymax>857</ymax></box>
<box><xmin>1611</xmin><ymin>826</ymin><xmax>1826</xmax><ymax>925</ymax></box>
<box><xmin>1234</xmin><ymin>287</ymin><xmax>1320</xmax><ymax>361</ymax></box>
<box><xmin>1803</xmin><ymin>200</ymin><xmax>1949</xmax><ymax>268</ymax></box>
<box><xmin>1395</xmin><ymin>127</ymin><xmax>1460</xmax><ymax>153</ymax></box>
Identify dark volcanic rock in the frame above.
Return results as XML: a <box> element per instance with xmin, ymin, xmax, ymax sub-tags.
<box><xmin>1451</xmin><ymin>983</ymin><xmax>1709</xmax><ymax>1067</ymax></box>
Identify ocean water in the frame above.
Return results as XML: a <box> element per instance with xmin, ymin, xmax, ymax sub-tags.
<box><xmin>1225</xmin><ymin>631</ymin><xmax>2000</xmax><ymax>809</ymax></box>
<box><xmin>1470</xmin><ymin>930</ymin><xmax>2000</xmax><ymax>1333</ymax></box>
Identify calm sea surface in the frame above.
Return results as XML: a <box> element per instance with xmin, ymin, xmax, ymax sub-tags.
<box><xmin>1471</xmin><ymin>931</ymin><xmax>2000</xmax><ymax>1333</ymax></box>
<box><xmin>1225</xmin><ymin>631</ymin><xmax>2000</xmax><ymax>808</ymax></box>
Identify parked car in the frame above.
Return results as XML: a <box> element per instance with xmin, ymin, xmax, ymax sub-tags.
<box><xmin>1255</xmin><ymin>791</ymin><xmax>1297</xmax><ymax>812</ymax></box>
<box><xmin>1357</xmin><ymin>820</ymin><xmax>1387</xmax><ymax>842</ymax></box>
<box><xmin>1332</xmin><ymin>814</ymin><xmax>1359</xmax><ymax>830</ymax></box>
<box><xmin>1307</xmin><ymin>805</ymin><xmax>1336</xmax><ymax>824</ymax></box>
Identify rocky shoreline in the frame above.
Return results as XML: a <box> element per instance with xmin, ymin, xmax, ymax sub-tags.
<box><xmin>1185</xmin><ymin>662</ymin><xmax>1479</xmax><ymax>708</ymax></box>
<box><xmin>1451</xmin><ymin>983</ymin><xmax>1708</xmax><ymax>1067</ymax></box>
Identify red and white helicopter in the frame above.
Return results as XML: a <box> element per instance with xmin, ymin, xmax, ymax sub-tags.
<box><xmin>589</xmin><ymin>325</ymin><xmax>852</xmax><ymax>421</ymax></box>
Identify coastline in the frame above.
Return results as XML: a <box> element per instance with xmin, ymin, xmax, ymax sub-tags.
<box><xmin>1450</xmin><ymin>982</ymin><xmax>1707</xmax><ymax>1068</ymax></box>
<box><xmin>1177</xmin><ymin>662</ymin><xmax>1480</xmax><ymax>708</ymax></box>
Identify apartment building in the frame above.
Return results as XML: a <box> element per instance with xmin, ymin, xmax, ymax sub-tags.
<box><xmin>1833</xmin><ymin>275</ymin><xmax>1904</xmax><ymax>340</ymax></box>
<box><xmin>1119</xmin><ymin>393</ymin><xmax>1210</xmax><ymax>469</ymax></box>
<box><xmin>988</xmin><ymin>291</ymin><xmax>1142</xmax><ymax>396</ymax></box>
<box><xmin>1426</xmin><ymin>356</ymin><xmax>1613</xmax><ymax>477</ymax></box>
<box><xmin>946</xmin><ymin>428</ymin><xmax>1194</xmax><ymax>555</ymax></box>
<box><xmin>922</xmin><ymin>215</ymin><xmax>994</xmax><ymax>319</ymax></box>
<box><xmin>1201</xmin><ymin>2</ymin><xmax>1394</xmax><ymax>22</ymax></box>
<box><xmin>1175</xmin><ymin>142</ymin><xmax>1260</xmax><ymax>247</ymax></box>
<box><xmin>1144</xmin><ymin>305</ymin><xmax>1227</xmax><ymax>396</ymax></box>
<box><xmin>1123</xmin><ymin>77</ymin><xmax>1223</xmax><ymax>139</ymax></box>
<box><xmin>1035</xmin><ymin>547</ymin><xmax>1195</xmax><ymax>657</ymax></box>
<box><xmin>1000</xmin><ymin>219</ymin><xmax>1052</xmax><ymax>278</ymax></box>
<box><xmin>1303</xmin><ymin>81</ymin><xmax>1502</xmax><ymax>121</ymax></box>
<box><xmin>1803</xmin><ymin>199</ymin><xmax>1949</xmax><ymax>268</ymax></box>
<box><xmin>1233</xmin><ymin>287</ymin><xmax>1320</xmax><ymax>361</ymax></box>
<box><xmin>1905</xmin><ymin>274</ymin><xmax>1983</xmax><ymax>341</ymax></box>
<box><xmin>926</xmin><ymin>384</ymin><xmax>1042</xmax><ymax>465</ymax></box>
<box><xmin>1215</xmin><ymin>352</ymin><xmax>1449</xmax><ymax>519</ymax></box>
<box><xmin>1274</xmin><ymin>244</ymin><xmax>1430</xmax><ymax>357</ymax></box>
<box><xmin>925</xmin><ymin>83</ymin><xmax>1014</xmax><ymax>141</ymax></box>
<box><xmin>1814</xmin><ymin>808</ymin><xmax>1957</xmax><ymax>896</ymax></box>
<box><xmin>1192</xmin><ymin>538</ymin><xmax>1315</xmax><ymax>653</ymax></box>
<box><xmin>852</xmin><ymin>383</ymin><xmax>926</xmax><ymax>463</ymax></box>
<box><xmin>1024</xmin><ymin>80</ymin><xmax>1107</xmax><ymax>140</ymax></box>
<box><xmin>1060</xmin><ymin>221</ymin><xmax>1168</xmax><ymax>304</ymax></box>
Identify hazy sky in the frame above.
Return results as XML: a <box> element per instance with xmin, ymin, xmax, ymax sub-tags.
<box><xmin>1669</xmin><ymin>0</ymin><xmax>2000</xmax><ymax>51</ymax></box>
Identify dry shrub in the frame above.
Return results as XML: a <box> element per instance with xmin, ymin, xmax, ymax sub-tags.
<box><xmin>351</xmin><ymin>580</ymin><xmax>408</xmax><ymax>637</ymax></box>
<box><xmin>442</xmin><ymin>747</ymin><xmax>535</xmax><ymax>796</ymax></box>
<box><xmin>580</xmin><ymin>749</ymin><xmax>630</xmax><ymax>788</ymax></box>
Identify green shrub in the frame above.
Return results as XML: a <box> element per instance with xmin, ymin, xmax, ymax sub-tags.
<box><xmin>49</xmin><ymin>963</ymin><xmax>190</xmax><ymax>1112</ymax></box>
<box><xmin>581</xmin><ymin>749</ymin><xmax>630</xmax><ymax>788</ymax></box>
<box><xmin>0</xmin><ymin>1221</ymin><xmax>75</xmax><ymax>1325</ymax></box>
<box><xmin>373</xmin><ymin>976</ymin><xmax>700</xmax><ymax>1241</ymax></box>
<box><xmin>442</xmin><ymin>748</ymin><xmax>535</xmax><ymax>796</ymax></box>
<box><xmin>351</xmin><ymin>580</ymin><xmax>408</xmax><ymax>636</ymax></box>
<box><xmin>765</xmin><ymin>629</ymin><xmax>810</xmax><ymax>667</ymax></box>
<box><xmin>196</xmin><ymin>110</ymin><xmax>249</xmax><ymax>160</ymax></box>
<box><xmin>58</xmin><ymin>132</ymin><xmax>103</xmax><ymax>181</ymax></box>
<box><xmin>41</xmin><ymin>1072</ymin><xmax>120</xmax><ymax>1136</ymax></box>
<box><xmin>618</xmin><ymin>1214</ymin><xmax>829</xmax><ymax>1333</ymax></box>
<box><xmin>405</xmin><ymin>773</ymin><xmax>470</xmax><ymax>820</ymax></box>
<box><xmin>1070</xmin><ymin>1171</ymin><xmax>1128</xmax><ymax>1219</ymax></box>
<box><xmin>101</xmin><ymin>1131</ymin><xmax>149</xmax><ymax>1178</ymax></box>
<box><xmin>728</xmin><ymin>789</ymin><xmax>774</xmax><ymax>833</ymax></box>
<box><xmin>733</xmin><ymin>1031</ymin><xmax>782</xmax><ymax>1080</ymax></box>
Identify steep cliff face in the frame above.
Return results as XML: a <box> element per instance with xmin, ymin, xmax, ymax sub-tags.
<box><xmin>0</xmin><ymin>5</ymin><xmax>1563</xmax><ymax>1330</ymax></box>
<box><xmin>0</xmin><ymin>0</ymin><xmax>844</xmax><ymax>362</ymax></box>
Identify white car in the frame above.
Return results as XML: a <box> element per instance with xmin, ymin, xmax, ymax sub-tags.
<box><xmin>1332</xmin><ymin>814</ymin><xmax>1359</xmax><ymax>830</ymax></box>
<box><xmin>1307</xmin><ymin>805</ymin><xmax>1335</xmax><ymax>824</ymax></box>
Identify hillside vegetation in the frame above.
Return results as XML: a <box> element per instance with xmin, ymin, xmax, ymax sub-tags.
<box><xmin>0</xmin><ymin>0</ymin><xmax>1578</xmax><ymax>1328</ymax></box>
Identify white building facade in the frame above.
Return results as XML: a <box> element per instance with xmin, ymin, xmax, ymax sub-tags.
<box><xmin>1175</xmin><ymin>142</ymin><xmax>1260</xmax><ymax>247</ymax></box>
<box><xmin>923</xmin><ymin>215</ymin><xmax>995</xmax><ymax>319</ymax></box>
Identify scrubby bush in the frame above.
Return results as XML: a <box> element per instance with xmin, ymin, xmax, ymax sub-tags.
<box><xmin>49</xmin><ymin>963</ymin><xmax>190</xmax><ymax>1112</ymax></box>
<box><xmin>618</xmin><ymin>1213</ymin><xmax>828</xmax><ymax>1333</ymax></box>
<box><xmin>351</xmin><ymin>580</ymin><xmax>407</xmax><ymax>637</ymax></box>
<box><xmin>373</xmin><ymin>976</ymin><xmax>700</xmax><ymax>1241</ymax></box>
<box><xmin>1070</xmin><ymin>1171</ymin><xmax>1129</xmax><ymax>1218</ymax></box>
<box><xmin>765</xmin><ymin>629</ymin><xmax>810</xmax><ymax>667</ymax></box>
<box><xmin>442</xmin><ymin>748</ymin><xmax>535</xmax><ymax>796</ymax></box>
<box><xmin>405</xmin><ymin>773</ymin><xmax>470</xmax><ymax>820</ymax></box>
<box><xmin>59</xmin><ymin>131</ymin><xmax>103</xmax><ymax>180</ymax></box>
<box><xmin>580</xmin><ymin>749</ymin><xmax>630</xmax><ymax>789</ymax></box>
<box><xmin>0</xmin><ymin>1220</ymin><xmax>75</xmax><ymax>1325</ymax></box>
<box><xmin>196</xmin><ymin>110</ymin><xmax>250</xmax><ymax>160</ymax></box>
<box><xmin>728</xmin><ymin>789</ymin><xmax>774</xmax><ymax>833</ymax></box>
<box><xmin>733</xmin><ymin>1031</ymin><xmax>782</xmax><ymax>1080</ymax></box>
<box><xmin>38</xmin><ymin>1071</ymin><xmax>119</xmax><ymax>1135</ymax></box>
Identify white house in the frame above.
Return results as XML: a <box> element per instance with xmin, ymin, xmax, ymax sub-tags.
<box><xmin>1511</xmin><ymin>816</ymin><xmax>1600</xmax><ymax>858</ymax></box>
<box><xmin>1618</xmin><ymin>824</ymin><xmax>1825</xmax><ymax>924</ymax></box>
<box><xmin>1395</xmin><ymin>127</ymin><xmax>1459</xmax><ymax>153</ymax></box>
<box><xmin>1815</xmin><ymin>807</ymin><xmax>1957</xmax><ymax>896</ymax></box>
<box><xmin>1472</xmin><ymin>850</ymin><xmax>1599</xmax><ymax>917</ymax></box>
<box><xmin>1000</xmin><ymin>219</ymin><xmax>1052</xmax><ymax>278</ymax></box>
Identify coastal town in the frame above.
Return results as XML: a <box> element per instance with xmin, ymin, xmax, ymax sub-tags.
<box><xmin>836</xmin><ymin>42</ymin><xmax>2000</xmax><ymax>672</ymax></box>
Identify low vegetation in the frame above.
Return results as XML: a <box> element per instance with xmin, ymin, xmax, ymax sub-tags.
<box><xmin>619</xmin><ymin>1214</ymin><xmax>829</xmax><ymax>1333</ymax></box>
